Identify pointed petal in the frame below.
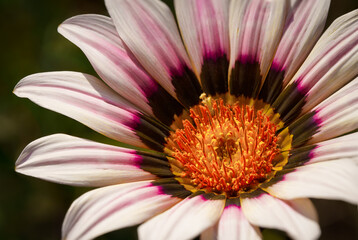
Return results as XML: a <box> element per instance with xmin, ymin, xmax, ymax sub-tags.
<box><xmin>58</xmin><ymin>14</ymin><xmax>153</xmax><ymax>114</ymax></box>
<box><xmin>241</xmin><ymin>193</ymin><xmax>320</xmax><ymax>240</ymax></box>
<box><xmin>259</xmin><ymin>0</ymin><xmax>330</xmax><ymax>103</ymax></box>
<box><xmin>309</xmin><ymin>76</ymin><xmax>358</xmax><ymax>143</ymax></box>
<box><xmin>14</xmin><ymin>134</ymin><xmax>175</xmax><ymax>186</ymax></box>
<box><xmin>217</xmin><ymin>200</ymin><xmax>261</xmax><ymax>240</ymax></box>
<box><xmin>58</xmin><ymin>14</ymin><xmax>184</xmax><ymax>126</ymax></box>
<box><xmin>175</xmin><ymin>0</ymin><xmax>230</xmax><ymax>95</ymax></box>
<box><xmin>14</xmin><ymin>71</ymin><xmax>147</xmax><ymax>147</ymax></box>
<box><xmin>138</xmin><ymin>194</ymin><xmax>225</xmax><ymax>240</ymax></box>
<box><xmin>264</xmin><ymin>159</ymin><xmax>358</xmax><ymax>205</ymax></box>
<box><xmin>105</xmin><ymin>0</ymin><xmax>202</xmax><ymax>107</ymax></box>
<box><xmin>62</xmin><ymin>181</ymin><xmax>182</xmax><ymax>240</ymax></box>
<box><xmin>229</xmin><ymin>0</ymin><xmax>286</xmax><ymax>97</ymax></box>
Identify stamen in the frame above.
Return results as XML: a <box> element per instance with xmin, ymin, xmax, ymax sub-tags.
<box><xmin>166</xmin><ymin>98</ymin><xmax>283</xmax><ymax>197</ymax></box>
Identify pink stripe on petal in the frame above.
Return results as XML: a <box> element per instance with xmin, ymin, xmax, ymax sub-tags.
<box><xmin>14</xmin><ymin>72</ymin><xmax>146</xmax><ymax>147</ymax></box>
<box><xmin>105</xmin><ymin>0</ymin><xmax>192</xmax><ymax>98</ymax></box>
<box><xmin>241</xmin><ymin>193</ymin><xmax>320</xmax><ymax>240</ymax></box>
<box><xmin>15</xmin><ymin>134</ymin><xmax>157</xmax><ymax>187</ymax></box>
<box><xmin>290</xmin><ymin>10</ymin><xmax>358</xmax><ymax>112</ymax></box>
<box><xmin>138</xmin><ymin>194</ymin><xmax>225</xmax><ymax>240</ymax></box>
<box><xmin>309</xmin><ymin>77</ymin><xmax>358</xmax><ymax>143</ymax></box>
<box><xmin>175</xmin><ymin>0</ymin><xmax>229</xmax><ymax>75</ymax></box>
<box><xmin>273</xmin><ymin>0</ymin><xmax>330</xmax><ymax>84</ymax></box>
<box><xmin>309</xmin><ymin>132</ymin><xmax>358</xmax><ymax>164</ymax></box>
<box><xmin>58</xmin><ymin>14</ymin><xmax>160</xmax><ymax>115</ymax></box>
<box><xmin>265</xmin><ymin>159</ymin><xmax>358</xmax><ymax>204</ymax></box>
<box><xmin>217</xmin><ymin>204</ymin><xmax>261</xmax><ymax>240</ymax></box>
<box><xmin>229</xmin><ymin>0</ymin><xmax>286</xmax><ymax>88</ymax></box>
<box><xmin>62</xmin><ymin>181</ymin><xmax>181</xmax><ymax>240</ymax></box>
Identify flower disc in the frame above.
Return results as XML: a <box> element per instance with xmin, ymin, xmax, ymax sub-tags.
<box><xmin>166</xmin><ymin>96</ymin><xmax>292</xmax><ymax>197</ymax></box>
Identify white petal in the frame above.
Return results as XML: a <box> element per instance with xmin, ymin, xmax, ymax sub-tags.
<box><xmin>309</xmin><ymin>132</ymin><xmax>358</xmax><ymax>164</ymax></box>
<box><xmin>229</xmin><ymin>0</ymin><xmax>286</xmax><ymax>76</ymax></box>
<box><xmin>105</xmin><ymin>0</ymin><xmax>192</xmax><ymax>99</ymax></box>
<box><xmin>265</xmin><ymin>159</ymin><xmax>358</xmax><ymax>205</ymax></box>
<box><xmin>175</xmin><ymin>0</ymin><xmax>230</xmax><ymax>75</ymax></box>
<box><xmin>290</xmin><ymin>10</ymin><xmax>358</xmax><ymax>112</ymax></box>
<box><xmin>58</xmin><ymin>14</ymin><xmax>157</xmax><ymax>115</ymax></box>
<box><xmin>228</xmin><ymin>0</ymin><xmax>250</xmax><ymax>64</ymax></box>
<box><xmin>15</xmin><ymin>134</ymin><xmax>157</xmax><ymax>186</ymax></box>
<box><xmin>310</xmin><ymin>76</ymin><xmax>358</xmax><ymax>143</ymax></box>
<box><xmin>62</xmin><ymin>181</ymin><xmax>181</xmax><ymax>240</ymax></box>
<box><xmin>218</xmin><ymin>203</ymin><xmax>261</xmax><ymax>240</ymax></box>
<box><xmin>241</xmin><ymin>194</ymin><xmax>320</xmax><ymax>240</ymax></box>
<box><xmin>273</xmin><ymin>0</ymin><xmax>330</xmax><ymax>85</ymax></box>
<box><xmin>14</xmin><ymin>71</ymin><xmax>145</xmax><ymax>147</ymax></box>
<box><xmin>138</xmin><ymin>194</ymin><xmax>225</xmax><ymax>240</ymax></box>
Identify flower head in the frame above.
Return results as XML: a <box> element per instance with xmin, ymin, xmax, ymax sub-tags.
<box><xmin>15</xmin><ymin>0</ymin><xmax>358</xmax><ymax>239</ymax></box>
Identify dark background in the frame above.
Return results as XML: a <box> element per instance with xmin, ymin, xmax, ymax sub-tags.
<box><xmin>0</xmin><ymin>0</ymin><xmax>357</xmax><ymax>239</ymax></box>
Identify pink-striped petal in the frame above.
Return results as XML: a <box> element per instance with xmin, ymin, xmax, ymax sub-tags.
<box><xmin>105</xmin><ymin>0</ymin><xmax>202</xmax><ymax>107</ymax></box>
<box><xmin>58</xmin><ymin>14</ymin><xmax>185</xmax><ymax>126</ymax></box>
<box><xmin>260</xmin><ymin>0</ymin><xmax>330</xmax><ymax>103</ymax></box>
<box><xmin>264</xmin><ymin>159</ymin><xmax>358</xmax><ymax>205</ymax></box>
<box><xmin>310</xmin><ymin>76</ymin><xmax>358</xmax><ymax>143</ymax></box>
<box><xmin>273</xmin><ymin>0</ymin><xmax>330</xmax><ymax>85</ymax></box>
<box><xmin>175</xmin><ymin>0</ymin><xmax>229</xmax><ymax>74</ymax></box>
<box><xmin>62</xmin><ymin>181</ymin><xmax>181</xmax><ymax>240</ymax></box>
<box><xmin>292</xmin><ymin>10</ymin><xmax>358</xmax><ymax>112</ymax></box>
<box><xmin>217</xmin><ymin>201</ymin><xmax>261</xmax><ymax>240</ymax></box>
<box><xmin>58</xmin><ymin>14</ymin><xmax>158</xmax><ymax>115</ymax></box>
<box><xmin>15</xmin><ymin>134</ymin><xmax>162</xmax><ymax>186</ymax></box>
<box><xmin>285</xmin><ymin>132</ymin><xmax>358</xmax><ymax>169</ymax></box>
<box><xmin>138</xmin><ymin>194</ymin><xmax>225</xmax><ymax>240</ymax></box>
<box><xmin>229</xmin><ymin>0</ymin><xmax>286</xmax><ymax>97</ymax></box>
<box><xmin>241</xmin><ymin>193</ymin><xmax>320</xmax><ymax>240</ymax></box>
<box><xmin>309</xmin><ymin>132</ymin><xmax>358</xmax><ymax>164</ymax></box>
<box><xmin>175</xmin><ymin>0</ymin><xmax>230</xmax><ymax>95</ymax></box>
<box><xmin>14</xmin><ymin>71</ymin><xmax>146</xmax><ymax>147</ymax></box>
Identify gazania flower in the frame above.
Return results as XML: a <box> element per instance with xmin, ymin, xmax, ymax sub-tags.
<box><xmin>15</xmin><ymin>0</ymin><xmax>358</xmax><ymax>239</ymax></box>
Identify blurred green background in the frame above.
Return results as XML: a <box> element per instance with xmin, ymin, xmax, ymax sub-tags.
<box><xmin>0</xmin><ymin>0</ymin><xmax>357</xmax><ymax>239</ymax></box>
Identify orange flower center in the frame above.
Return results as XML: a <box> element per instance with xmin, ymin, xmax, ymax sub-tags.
<box><xmin>166</xmin><ymin>98</ymin><xmax>288</xmax><ymax>197</ymax></box>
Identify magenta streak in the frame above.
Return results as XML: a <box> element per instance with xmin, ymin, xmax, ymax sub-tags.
<box><xmin>76</xmin><ymin>33</ymin><xmax>159</xmax><ymax>97</ymax></box>
<box><xmin>133</xmin><ymin>153</ymin><xmax>145</xmax><ymax>169</ymax></box>
<box><xmin>297</xmin><ymin>28</ymin><xmax>358</xmax><ymax>89</ymax></box>
<box><xmin>25</xmin><ymin>156</ymin><xmax>141</xmax><ymax>169</ymax></box>
<box><xmin>237</xmin><ymin>54</ymin><xmax>259</xmax><ymax>64</ymax></box>
<box><xmin>196</xmin><ymin>0</ymin><xmax>226</xmax><ymax>57</ymax></box>
<box><xmin>295</xmin><ymin>76</ymin><xmax>310</xmax><ymax>94</ymax></box>
<box><xmin>151</xmin><ymin>181</ymin><xmax>173</xmax><ymax>196</ymax></box>
<box><xmin>275</xmin><ymin>1</ymin><xmax>311</xmax><ymax>67</ymax></box>
<box><xmin>240</xmin><ymin>0</ymin><xmax>264</xmax><ymax>61</ymax></box>
<box><xmin>130</xmin><ymin>0</ymin><xmax>184</xmax><ymax>74</ymax></box>
<box><xmin>224</xmin><ymin>202</ymin><xmax>241</xmax><ymax>209</ymax></box>
<box><xmin>26</xmin><ymin>83</ymin><xmax>140</xmax><ymax>129</ymax></box>
<box><xmin>75</xmin><ymin>183</ymin><xmax>154</xmax><ymax>239</ymax></box>
<box><xmin>270</xmin><ymin>60</ymin><xmax>285</xmax><ymax>72</ymax></box>
<box><xmin>203</xmin><ymin>50</ymin><xmax>226</xmax><ymax>61</ymax></box>
<box><xmin>312</xmin><ymin>108</ymin><xmax>324</xmax><ymax>128</ymax></box>
<box><xmin>307</xmin><ymin>146</ymin><xmax>319</xmax><ymax>165</ymax></box>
